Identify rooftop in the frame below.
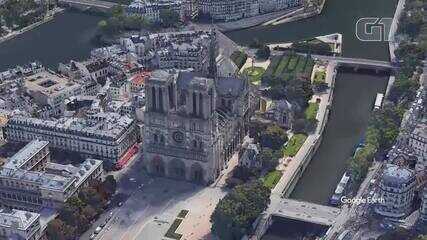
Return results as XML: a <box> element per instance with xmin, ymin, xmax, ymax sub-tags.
<box><xmin>412</xmin><ymin>122</ymin><xmax>427</xmax><ymax>139</ymax></box>
<box><xmin>9</xmin><ymin>112</ymin><xmax>134</xmax><ymax>140</ymax></box>
<box><xmin>3</xmin><ymin>140</ymin><xmax>49</xmax><ymax>170</ymax></box>
<box><xmin>382</xmin><ymin>164</ymin><xmax>415</xmax><ymax>188</ymax></box>
<box><xmin>24</xmin><ymin>70</ymin><xmax>79</xmax><ymax>97</ymax></box>
<box><xmin>0</xmin><ymin>208</ymin><xmax>39</xmax><ymax>230</ymax></box>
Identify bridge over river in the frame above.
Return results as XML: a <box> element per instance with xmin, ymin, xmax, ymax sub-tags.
<box><xmin>312</xmin><ymin>55</ymin><xmax>394</xmax><ymax>72</ymax></box>
<box><xmin>58</xmin><ymin>0</ymin><xmax>118</xmax><ymax>12</ymax></box>
<box><xmin>269</xmin><ymin>197</ymin><xmax>341</xmax><ymax>226</ymax></box>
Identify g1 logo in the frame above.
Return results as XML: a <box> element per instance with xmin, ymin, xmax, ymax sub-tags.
<box><xmin>356</xmin><ymin>17</ymin><xmax>393</xmax><ymax>42</ymax></box>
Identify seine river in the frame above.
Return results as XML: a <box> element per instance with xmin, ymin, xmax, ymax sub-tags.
<box><xmin>0</xmin><ymin>0</ymin><xmax>397</xmax><ymax>238</ymax></box>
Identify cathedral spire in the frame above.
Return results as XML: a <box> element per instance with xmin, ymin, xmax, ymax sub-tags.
<box><xmin>207</xmin><ymin>29</ymin><xmax>218</xmax><ymax>79</ymax></box>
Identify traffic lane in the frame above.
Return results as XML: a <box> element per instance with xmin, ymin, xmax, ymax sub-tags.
<box><xmin>80</xmin><ymin>159</ymin><xmax>147</xmax><ymax>240</ymax></box>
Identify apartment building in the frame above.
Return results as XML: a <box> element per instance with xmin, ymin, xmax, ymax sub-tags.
<box><xmin>23</xmin><ymin>70</ymin><xmax>82</xmax><ymax>116</ymax></box>
<box><xmin>375</xmin><ymin>164</ymin><xmax>416</xmax><ymax>218</ymax></box>
<box><xmin>126</xmin><ymin>0</ymin><xmax>183</xmax><ymax>22</ymax></box>
<box><xmin>4</xmin><ymin>113</ymin><xmax>139</xmax><ymax>163</ymax></box>
<box><xmin>0</xmin><ymin>208</ymin><xmax>42</xmax><ymax>240</ymax></box>
<box><xmin>121</xmin><ymin>30</ymin><xmax>216</xmax><ymax>75</ymax></box>
<box><xmin>199</xmin><ymin>0</ymin><xmax>301</xmax><ymax>22</ymax></box>
<box><xmin>0</xmin><ymin>140</ymin><xmax>103</xmax><ymax>211</ymax></box>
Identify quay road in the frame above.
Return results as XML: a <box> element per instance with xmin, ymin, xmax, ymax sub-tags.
<box><xmin>324</xmin><ymin>161</ymin><xmax>384</xmax><ymax>240</ymax></box>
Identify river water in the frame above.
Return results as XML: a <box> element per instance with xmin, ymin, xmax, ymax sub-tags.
<box><xmin>227</xmin><ymin>0</ymin><xmax>398</xmax><ymax>61</ymax></box>
<box><xmin>0</xmin><ymin>11</ymin><xmax>103</xmax><ymax>71</ymax></box>
<box><xmin>0</xmin><ymin>1</ymin><xmax>396</xmax><ymax>238</ymax></box>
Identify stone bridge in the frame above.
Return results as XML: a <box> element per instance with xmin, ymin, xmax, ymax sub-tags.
<box><xmin>312</xmin><ymin>55</ymin><xmax>395</xmax><ymax>73</ymax></box>
<box><xmin>58</xmin><ymin>0</ymin><xmax>118</xmax><ymax>12</ymax></box>
<box><xmin>269</xmin><ymin>197</ymin><xmax>341</xmax><ymax>226</ymax></box>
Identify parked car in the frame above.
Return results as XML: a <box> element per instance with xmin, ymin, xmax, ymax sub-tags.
<box><xmin>89</xmin><ymin>234</ymin><xmax>96</xmax><ymax>239</ymax></box>
<box><xmin>94</xmin><ymin>226</ymin><xmax>102</xmax><ymax>234</ymax></box>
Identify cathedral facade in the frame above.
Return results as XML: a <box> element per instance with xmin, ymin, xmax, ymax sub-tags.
<box><xmin>142</xmin><ymin>69</ymin><xmax>249</xmax><ymax>184</ymax></box>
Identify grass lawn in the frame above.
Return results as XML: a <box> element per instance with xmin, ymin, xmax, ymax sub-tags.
<box><xmin>262</xmin><ymin>170</ymin><xmax>283</xmax><ymax>189</ymax></box>
<box><xmin>165</xmin><ymin>218</ymin><xmax>183</xmax><ymax>240</ymax></box>
<box><xmin>177</xmin><ymin>210</ymin><xmax>189</xmax><ymax>219</ymax></box>
<box><xmin>305</xmin><ymin>102</ymin><xmax>319</xmax><ymax>120</ymax></box>
<box><xmin>273</xmin><ymin>56</ymin><xmax>290</xmax><ymax>77</ymax></box>
<box><xmin>263</xmin><ymin>54</ymin><xmax>314</xmax><ymax>84</ymax></box>
<box><xmin>230</xmin><ymin>51</ymin><xmax>248</xmax><ymax>69</ymax></box>
<box><xmin>243</xmin><ymin>66</ymin><xmax>265</xmax><ymax>85</ymax></box>
<box><xmin>313</xmin><ymin>70</ymin><xmax>326</xmax><ymax>83</ymax></box>
<box><xmin>287</xmin><ymin>55</ymin><xmax>300</xmax><ymax>71</ymax></box>
<box><xmin>283</xmin><ymin>134</ymin><xmax>308</xmax><ymax>157</ymax></box>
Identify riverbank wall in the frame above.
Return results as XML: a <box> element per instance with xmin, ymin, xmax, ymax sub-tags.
<box><xmin>249</xmin><ymin>61</ymin><xmax>338</xmax><ymax>240</ymax></box>
<box><xmin>0</xmin><ymin>8</ymin><xmax>65</xmax><ymax>45</ymax></box>
<box><xmin>385</xmin><ymin>0</ymin><xmax>405</xmax><ymax>97</ymax></box>
<box><xmin>214</xmin><ymin>0</ymin><xmax>327</xmax><ymax>32</ymax></box>
<box><xmin>280</xmin><ymin>61</ymin><xmax>337</xmax><ymax>198</ymax></box>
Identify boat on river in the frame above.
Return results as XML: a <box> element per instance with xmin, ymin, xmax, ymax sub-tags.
<box><xmin>330</xmin><ymin>172</ymin><xmax>350</xmax><ymax>206</ymax></box>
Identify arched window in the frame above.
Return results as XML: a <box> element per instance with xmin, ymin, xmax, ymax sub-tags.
<box><xmin>160</xmin><ymin>135</ymin><xmax>165</xmax><ymax>144</ymax></box>
<box><xmin>151</xmin><ymin>86</ymin><xmax>156</xmax><ymax>111</ymax></box>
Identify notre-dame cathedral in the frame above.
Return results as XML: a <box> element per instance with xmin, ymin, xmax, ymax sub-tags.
<box><xmin>142</xmin><ymin>32</ymin><xmax>250</xmax><ymax>184</ymax></box>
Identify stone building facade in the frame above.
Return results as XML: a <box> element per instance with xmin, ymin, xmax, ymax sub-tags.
<box><xmin>0</xmin><ymin>208</ymin><xmax>42</xmax><ymax>240</ymax></box>
<box><xmin>375</xmin><ymin>164</ymin><xmax>416</xmax><ymax>218</ymax></box>
<box><xmin>0</xmin><ymin>140</ymin><xmax>103</xmax><ymax>212</ymax></box>
<box><xmin>4</xmin><ymin>113</ymin><xmax>138</xmax><ymax>163</ymax></box>
<box><xmin>199</xmin><ymin>0</ymin><xmax>301</xmax><ymax>22</ymax></box>
<box><xmin>421</xmin><ymin>185</ymin><xmax>427</xmax><ymax>222</ymax></box>
<box><xmin>143</xmin><ymin>69</ymin><xmax>249</xmax><ymax>184</ymax></box>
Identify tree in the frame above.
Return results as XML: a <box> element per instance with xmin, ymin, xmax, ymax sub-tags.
<box><xmin>256</xmin><ymin>45</ymin><xmax>271</xmax><ymax>59</ymax></box>
<box><xmin>259</xmin><ymin>124</ymin><xmax>288</xmax><ymax>150</ymax></box>
<box><xmin>292</xmin><ymin>118</ymin><xmax>317</xmax><ymax>134</ymax></box>
<box><xmin>81</xmin><ymin>205</ymin><xmax>98</xmax><ymax>221</ymax></box>
<box><xmin>377</xmin><ymin>227</ymin><xmax>413</xmax><ymax>240</ymax></box>
<box><xmin>58</xmin><ymin>203</ymin><xmax>79</xmax><ymax>226</ymax></box>
<box><xmin>292</xmin><ymin>41</ymin><xmax>332</xmax><ymax>55</ymax></box>
<box><xmin>159</xmin><ymin>9</ymin><xmax>180</xmax><ymax>27</ymax></box>
<box><xmin>211</xmin><ymin>181</ymin><xmax>271</xmax><ymax>240</ymax></box>
<box><xmin>312</xmin><ymin>80</ymin><xmax>328</xmax><ymax>92</ymax></box>
<box><xmin>78</xmin><ymin>187</ymin><xmax>105</xmax><ymax>211</ymax></box>
<box><xmin>368</xmin><ymin>104</ymin><xmax>404</xmax><ymax>151</ymax></box>
<box><xmin>232</xmin><ymin>166</ymin><xmax>260</xmax><ymax>181</ymax></box>
<box><xmin>248</xmin><ymin>121</ymin><xmax>266</xmax><ymax>142</ymax></box>
<box><xmin>124</xmin><ymin>15</ymin><xmax>145</xmax><ymax>30</ymax></box>
<box><xmin>258</xmin><ymin>148</ymin><xmax>282</xmax><ymax>171</ymax></box>
<box><xmin>348</xmin><ymin>143</ymin><xmax>376</xmax><ymax>181</ymax></box>
<box><xmin>387</xmin><ymin>73</ymin><xmax>419</xmax><ymax>104</ymax></box>
<box><xmin>46</xmin><ymin>219</ymin><xmax>66</xmax><ymax>240</ymax></box>
<box><xmin>46</xmin><ymin>219</ymin><xmax>76</xmax><ymax>240</ymax></box>
<box><xmin>110</xmin><ymin>5</ymin><xmax>125</xmax><ymax>18</ymax></box>
<box><xmin>102</xmin><ymin>175</ymin><xmax>117</xmax><ymax>197</ymax></box>
<box><xmin>415</xmin><ymin>235</ymin><xmax>427</xmax><ymax>240</ymax></box>
<box><xmin>285</xmin><ymin>77</ymin><xmax>313</xmax><ymax>110</ymax></box>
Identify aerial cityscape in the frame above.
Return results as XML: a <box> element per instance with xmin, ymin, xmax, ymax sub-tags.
<box><xmin>0</xmin><ymin>0</ymin><xmax>426</xmax><ymax>239</ymax></box>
